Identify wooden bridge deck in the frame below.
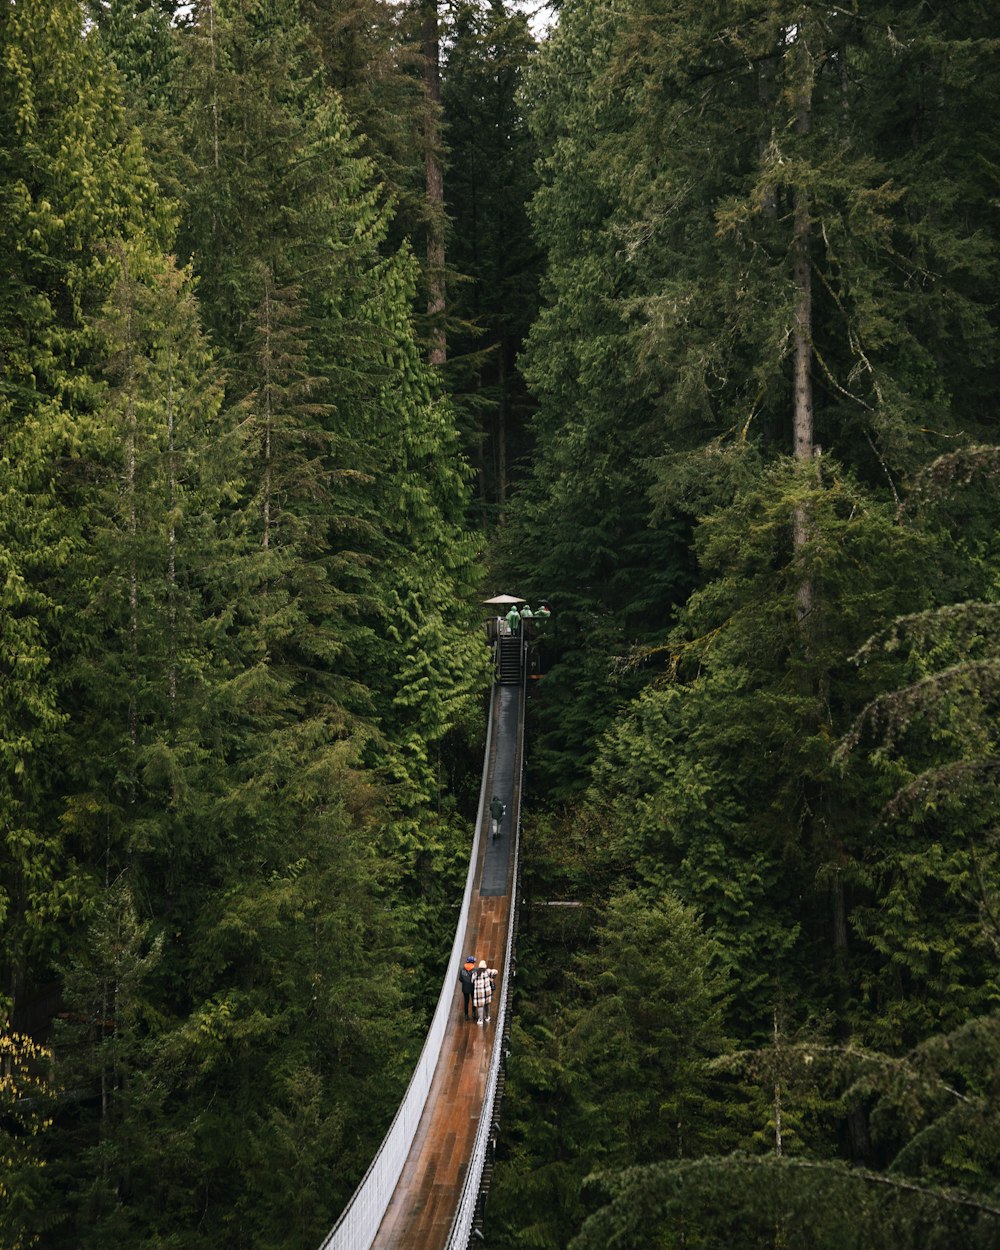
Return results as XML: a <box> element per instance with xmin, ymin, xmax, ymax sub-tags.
<box><xmin>370</xmin><ymin>840</ymin><xmax>515</xmax><ymax>1250</ymax></box>
<box><xmin>369</xmin><ymin>679</ymin><xmax>521</xmax><ymax>1250</ymax></box>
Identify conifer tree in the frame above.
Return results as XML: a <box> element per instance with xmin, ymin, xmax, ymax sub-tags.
<box><xmin>171</xmin><ymin>0</ymin><xmax>487</xmax><ymax>822</ymax></box>
<box><xmin>2</xmin><ymin>7</ymin><xmax>465</xmax><ymax>1245</ymax></box>
<box><xmin>496</xmin><ymin>0</ymin><xmax>696</xmax><ymax>795</ymax></box>
<box><xmin>504</xmin><ymin>0</ymin><xmax>999</xmax><ymax>792</ymax></box>
<box><xmin>0</xmin><ymin>0</ymin><xmax>166</xmax><ymax>1023</ymax></box>
<box><xmin>0</xmin><ymin>1025</ymin><xmax>53</xmax><ymax>1249</ymax></box>
<box><xmin>493</xmin><ymin>6</ymin><xmax>1000</xmax><ymax>1240</ymax></box>
<box><xmin>442</xmin><ymin>0</ymin><xmax>541</xmax><ymax>516</ymax></box>
<box><xmin>835</xmin><ymin>447</ymin><xmax>1000</xmax><ymax>1047</ymax></box>
<box><xmin>586</xmin><ymin>460</ymin><xmax>928</xmax><ymax>1028</ymax></box>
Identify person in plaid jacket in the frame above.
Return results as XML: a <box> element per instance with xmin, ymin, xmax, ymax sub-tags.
<box><xmin>472</xmin><ymin>959</ymin><xmax>498</xmax><ymax>1025</ymax></box>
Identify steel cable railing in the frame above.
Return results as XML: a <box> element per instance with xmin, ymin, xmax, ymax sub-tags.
<box><xmin>317</xmin><ymin>688</ymin><xmax>497</xmax><ymax>1250</ymax></box>
<box><xmin>444</xmin><ymin>818</ymin><xmax>521</xmax><ymax>1248</ymax></box>
<box><xmin>444</xmin><ymin>642</ymin><xmax>527</xmax><ymax>1249</ymax></box>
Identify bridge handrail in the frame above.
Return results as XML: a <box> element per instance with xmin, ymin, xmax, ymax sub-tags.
<box><xmin>445</xmin><ymin>654</ymin><xmax>526</xmax><ymax>1248</ymax></box>
<box><xmin>318</xmin><ymin>688</ymin><xmax>497</xmax><ymax>1250</ymax></box>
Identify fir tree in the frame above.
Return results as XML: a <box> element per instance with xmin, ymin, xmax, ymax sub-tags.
<box><xmin>0</xmin><ymin>0</ymin><xmax>167</xmax><ymax>1025</ymax></box>
<box><xmin>442</xmin><ymin>0</ymin><xmax>541</xmax><ymax>517</ymax></box>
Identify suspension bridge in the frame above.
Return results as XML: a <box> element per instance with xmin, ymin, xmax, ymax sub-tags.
<box><xmin>319</xmin><ymin>612</ymin><xmax>530</xmax><ymax>1250</ymax></box>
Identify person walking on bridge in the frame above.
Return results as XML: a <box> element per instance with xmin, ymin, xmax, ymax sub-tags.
<box><xmin>473</xmin><ymin>959</ymin><xmax>498</xmax><ymax>1025</ymax></box>
<box><xmin>490</xmin><ymin>794</ymin><xmax>506</xmax><ymax>839</ymax></box>
<box><xmin>459</xmin><ymin>955</ymin><xmax>477</xmax><ymax>1019</ymax></box>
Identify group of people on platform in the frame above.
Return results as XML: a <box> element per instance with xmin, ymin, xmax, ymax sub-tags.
<box><xmin>459</xmin><ymin>955</ymin><xmax>499</xmax><ymax>1025</ymax></box>
<box><xmin>497</xmin><ymin>601</ymin><xmax>550</xmax><ymax>636</ymax></box>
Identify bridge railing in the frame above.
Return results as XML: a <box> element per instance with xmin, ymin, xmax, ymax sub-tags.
<box><xmin>445</xmin><ymin>655</ymin><xmax>526</xmax><ymax>1249</ymax></box>
<box><xmin>318</xmin><ymin>689</ymin><xmax>497</xmax><ymax>1250</ymax></box>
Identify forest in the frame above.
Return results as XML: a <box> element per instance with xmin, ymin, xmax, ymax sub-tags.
<box><xmin>1</xmin><ymin>2</ymin><xmax>998</xmax><ymax>1249</ymax></box>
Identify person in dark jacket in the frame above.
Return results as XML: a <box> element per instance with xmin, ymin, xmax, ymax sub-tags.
<box><xmin>490</xmin><ymin>794</ymin><xmax>506</xmax><ymax>839</ymax></box>
<box><xmin>459</xmin><ymin>955</ymin><xmax>477</xmax><ymax>1019</ymax></box>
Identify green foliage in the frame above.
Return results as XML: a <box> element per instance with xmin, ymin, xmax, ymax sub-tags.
<box><xmin>586</xmin><ymin>0</ymin><xmax>999</xmax><ymax>476</ymax></box>
<box><xmin>833</xmin><ymin>453</ymin><xmax>1000</xmax><ymax>1047</ymax></box>
<box><xmin>2</xmin><ymin>4</ymin><xmax>487</xmax><ymax>1247</ymax></box>
<box><xmin>560</xmin><ymin>1009</ymin><xmax>1000</xmax><ymax>1248</ymax></box>
<box><xmin>0</xmin><ymin>0</ymin><xmax>169</xmax><ymax>993</ymax></box>
<box><xmin>165</xmin><ymin>3</ymin><xmax>489</xmax><ymax>791</ymax></box>
<box><xmin>0</xmin><ymin>1025</ymin><xmax>54</xmax><ymax>1250</ymax></box>
<box><xmin>585</xmin><ymin>460</ymin><xmax>926</xmax><ymax>1028</ymax></box>
<box><xmin>562</xmin><ymin>890</ymin><xmax>734</xmax><ymax>1166</ymax></box>
<box><xmin>571</xmin><ymin>1153</ymin><xmax>1000</xmax><ymax>1250</ymax></box>
<box><xmin>491</xmin><ymin>1</ymin><xmax>1000</xmax><ymax>1240</ymax></box>
<box><xmin>442</xmin><ymin>0</ymin><xmax>541</xmax><ymax>512</ymax></box>
<box><xmin>503</xmin><ymin>0</ymin><xmax>1000</xmax><ymax>790</ymax></box>
<box><xmin>497</xmin><ymin>450</ymin><xmax>998</xmax><ymax>1237</ymax></box>
<box><xmin>491</xmin><ymin>880</ymin><xmax>736</xmax><ymax>1248</ymax></box>
<box><xmin>5</xmin><ymin>1</ymin><xmax>1000</xmax><ymax>1247</ymax></box>
<box><xmin>494</xmin><ymin>0</ymin><xmax>699</xmax><ymax>794</ymax></box>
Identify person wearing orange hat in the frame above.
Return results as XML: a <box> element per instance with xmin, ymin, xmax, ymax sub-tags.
<box><xmin>459</xmin><ymin>955</ymin><xmax>477</xmax><ymax>1019</ymax></box>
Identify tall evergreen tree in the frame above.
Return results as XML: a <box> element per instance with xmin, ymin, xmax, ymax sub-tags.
<box><xmin>3</xmin><ymin>4</ymin><xmax>484</xmax><ymax>1246</ymax></box>
<box><xmin>499</xmin><ymin>0</ymin><xmax>1000</xmax><ymax>910</ymax></box>
<box><xmin>0</xmin><ymin>0</ymin><xmax>166</xmax><ymax>1023</ymax></box>
<box><xmin>442</xmin><ymin>0</ymin><xmax>541</xmax><ymax>517</ymax></box>
<box><xmin>496</xmin><ymin>0</ymin><xmax>697</xmax><ymax>795</ymax></box>
<box><xmin>492</xmin><ymin>2</ymin><xmax>1000</xmax><ymax>1244</ymax></box>
<box><xmin>492</xmin><ymin>888</ymin><xmax>736</xmax><ymax>1248</ymax></box>
<box><xmin>502</xmin><ymin>0</ymin><xmax>1000</xmax><ymax>788</ymax></box>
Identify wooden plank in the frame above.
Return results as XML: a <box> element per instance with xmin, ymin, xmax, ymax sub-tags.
<box><xmin>371</xmin><ymin>833</ymin><xmax>515</xmax><ymax>1249</ymax></box>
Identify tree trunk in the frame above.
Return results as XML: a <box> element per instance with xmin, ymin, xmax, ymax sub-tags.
<box><xmin>261</xmin><ymin>273</ymin><xmax>273</xmax><ymax>553</ymax></box>
<box><xmin>206</xmin><ymin>0</ymin><xmax>220</xmax><ymax>171</ymax></box>
<box><xmin>792</xmin><ymin>187</ymin><xmax>813</xmax><ymax>471</ymax></box>
<box><xmin>422</xmin><ymin>0</ymin><xmax>446</xmax><ymax>365</ymax></box>
<box><xmin>167</xmin><ymin>341</ymin><xmax>177</xmax><ymax>713</ymax></box>
<box><xmin>497</xmin><ymin>338</ymin><xmax>508</xmax><ymax>514</ymax></box>
<box><xmin>773</xmin><ymin>1008</ymin><xmax>783</xmax><ymax>1159</ymax></box>
<box><xmin>122</xmin><ymin>252</ymin><xmax>139</xmax><ymax>779</ymax></box>
<box><xmin>790</xmin><ymin>24</ymin><xmax>814</xmax><ymax>624</ymax></box>
<box><xmin>757</xmin><ymin>13</ymin><xmax>782</xmax><ymax>219</ymax></box>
